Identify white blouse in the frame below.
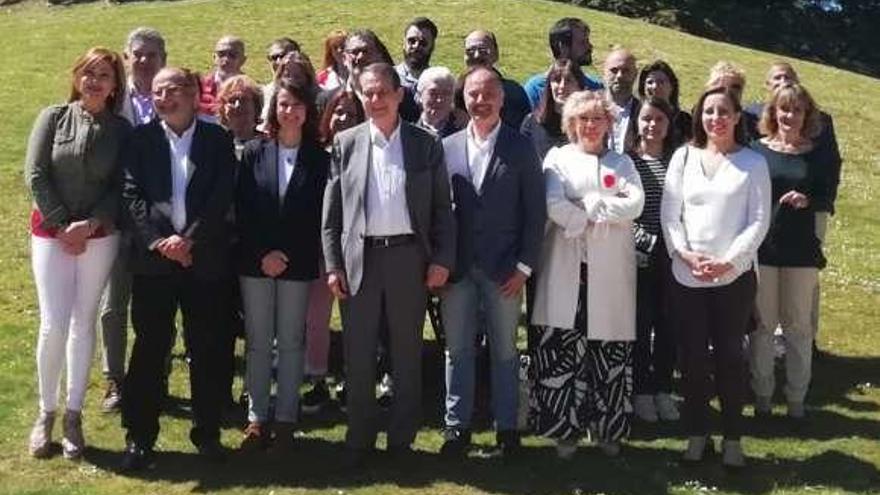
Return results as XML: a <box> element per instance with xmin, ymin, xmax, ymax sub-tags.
<box><xmin>660</xmin><ymin>145</ymin><xmax>772</xmax><ymax>288</ymax></box>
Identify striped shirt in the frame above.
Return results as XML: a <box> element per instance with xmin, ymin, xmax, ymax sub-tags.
<box><xmin>629</xmin><ymin>152</ymin><xmax>668</xmax><ymax>254</ymax></box>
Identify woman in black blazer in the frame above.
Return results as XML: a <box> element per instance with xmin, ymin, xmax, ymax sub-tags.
<box><xmin>235</xmin><ymin>78</ymin><xmax>328</xmax><ymax>451</ymax></box>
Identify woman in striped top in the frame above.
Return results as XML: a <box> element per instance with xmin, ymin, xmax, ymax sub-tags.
<box><xmin>629</xmin><ymin>97</ymin><xmax>680</xmax><ymax>424</ymax></box>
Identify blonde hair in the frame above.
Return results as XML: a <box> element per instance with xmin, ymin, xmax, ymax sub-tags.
<box><xmin>561</xmin><ymin>90</ymin><xmax>616</xmax><ymax>143</ymax></box>
<box><xmin>705</xmin><ymin>60</ymin><xmax>746</xmax><ymax>90</ymax></box>
<box><xmin>69</xmin><ymin>47</ymin><xmax>127</xmax><ymax>113</ymax></box>
<box><xmin>758</xmin><ymin>83</ymin><xmax>821</xmax><ymax>139</ymax></box>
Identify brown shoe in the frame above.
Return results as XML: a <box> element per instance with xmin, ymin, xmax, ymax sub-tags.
<box><xmin>269</xmin><ymin>422</ymin><xmax>296</xmax><ymax>455</ymax></box>
<box><xmin>240</xmin><ymin>422</ymin><xmax>268</xmax><ymax>452</ymax></box>
<box><xmin>28</xmin><ymin>411</ymin><xmax>55</xmax><ymax>458</ymax></box>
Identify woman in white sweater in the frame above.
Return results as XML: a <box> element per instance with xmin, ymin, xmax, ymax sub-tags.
<box><xmin>660</xmin><ymin>85</ymin><xmax>771</xmax><ymax>468</ymax></box>
<box><xmin>531</xmin><ymin>90</ymin><xmax>644</xmax><ymax>459</ymax></box>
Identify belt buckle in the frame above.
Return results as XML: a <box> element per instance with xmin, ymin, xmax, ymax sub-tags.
<box><xmin>381</xmin><ymin>237</ymin><xmax>391</xmax><ymax>248</ymax></box>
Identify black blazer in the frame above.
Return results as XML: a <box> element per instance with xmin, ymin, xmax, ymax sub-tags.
<box><xmin>442</xmin><ymin>124</ymin><xmax>546</xmax><ymax>283</ymax></box>
<box><xmin>121</xmin><ymin>119</ymin><xmax>236</xmax><ymax>280</ymax></box>
<box><xmin>236</xmin><ymin>138</ymin><xmax>329</xmax><ymax>281</ymax></box>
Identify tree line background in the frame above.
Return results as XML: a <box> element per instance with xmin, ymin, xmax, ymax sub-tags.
<box><xmin>553</xmin><ymin>0</ymin><xmax>879</xmax><ymax>77</ymax></box>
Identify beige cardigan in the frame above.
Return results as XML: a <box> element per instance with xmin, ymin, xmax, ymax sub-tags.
<box><xmin>531</xmin><ymin>145</ymin><xmax>644</xmax><ymax>341</ymax></box>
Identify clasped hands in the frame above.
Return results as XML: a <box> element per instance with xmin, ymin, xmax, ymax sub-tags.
<box><xmin>779</xmin><ymin>190</ymin><xmax>809</xmax><ymax>209</ymax></box>
<box><xmin>157</xmin><ymin>234</ymin><xmax>193</xmax><ymax>267</ymax></box>
<box><xmin>56</xmin><ymin>219</ymin><xmax>95</xmax><ymax>255</ymax></box>
<box><xmin>679</xmin><ymin>250</ymin><xmax>733</xmax><ymax>282</ymax></box>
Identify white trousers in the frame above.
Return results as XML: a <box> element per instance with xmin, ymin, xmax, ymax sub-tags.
<box><xmin>32</xmin><ymin>234</ymin><xmax>119</xmax><ymax>412</ymax></box>
<box><xmin>750</xmin><ymin>265</ymin><xmax>818</xmax><ymax>403</ymax></box>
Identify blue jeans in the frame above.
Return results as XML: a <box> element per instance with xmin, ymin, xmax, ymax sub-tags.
<box><xmin>240</xmin><ymin>276</ymin><xmax>310</xmax><ymax>423</ymax></box>
<box><xmin>441</xmin><ymin>267</ymin><xmax>521</xmax><ymax>430</ymax></box>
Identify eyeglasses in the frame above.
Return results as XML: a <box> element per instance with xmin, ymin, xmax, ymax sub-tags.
<box><xmin>267</xmin><ymin>52</ymin><xmax>287</xmax><ymax>62</ymax></box>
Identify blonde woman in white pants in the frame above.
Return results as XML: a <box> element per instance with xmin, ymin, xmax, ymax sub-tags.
<box><xmin>25</xmin><ymin>47</ymin><xmax>130</xmax><ymax>459</ymax></box>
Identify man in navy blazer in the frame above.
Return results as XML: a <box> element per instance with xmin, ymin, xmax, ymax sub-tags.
<box><xmin>439</xmin><ymin>65</ymin><xmax>546</xmax><ymax>458</ymax></box>
<box><xmin>119</xmin><ymin>67</ymin><xmax>235</xmax><ymax>470</ymax></box>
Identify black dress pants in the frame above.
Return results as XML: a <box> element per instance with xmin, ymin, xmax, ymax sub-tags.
<box><xmin>122</xmin><ymin>272</ymin><xmax>224</xmax><ymax>449</ymax></box>
<box><xmin>633</xmin><ymin>242</ymin><xmax>676</xmax><ymax>395</ymax></box>
<box><xmin>670</xmin><ymin>271</ymin><xmax>756</xmax><ymax>440</ymax></box>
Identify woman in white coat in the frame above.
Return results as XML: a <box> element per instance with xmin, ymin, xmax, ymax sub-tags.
<box><xmin>530</xmin><ymin>90</ymin><xmax>644</xmax><ymax>459</ymax></box>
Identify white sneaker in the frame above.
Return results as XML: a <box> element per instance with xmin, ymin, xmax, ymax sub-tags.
<box><xmin>722</xmin><ymin>439</ymin><xmax>746</xmax><ymax>469</ymax></box>
<box><xmin>654</xmin><ymin>393</ymin><xmax>680</xmax><ymax>421</ymax></box>
<box><xmin>633</xmin><ymin>394</ymin><xmax>658</xmax><ymax>422</ymax></box>
<box><xmin>555</xmin><ymin>438</ymin><xmax>578</xmax><ymax>460</ymax></box>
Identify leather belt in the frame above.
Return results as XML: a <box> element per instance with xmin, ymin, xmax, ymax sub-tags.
<box><xmin>364</xmin><ymin>234</ymin><xmax>416</xmax><ymax>249</ymax></box>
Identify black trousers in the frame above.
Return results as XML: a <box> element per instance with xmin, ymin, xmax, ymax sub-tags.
<box><xmin>122</xmin><ymin>272</ymin><xmax>224</xmax><ymax>449</ymax></box>
<box><xmin>633</xmin><ymin>243</ymin><xmax>676</xmax><ymax>395</ymax></box>
<box><xmin>670</xmin><ymin>271</ymin><xmax>756</xmax><ymax>440</ymax></box>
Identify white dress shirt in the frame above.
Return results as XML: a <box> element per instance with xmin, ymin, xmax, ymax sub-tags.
<box><xmin>160</xmin><ymin>119</ymin><xmax>196</xmax><ymax>233</ymax></box>
<box><xmin>277</xmin><ymin>144</ymin><xmax>299</xmax><ymax>200</ymax></box>
<box><xmin>661</xmin><ymin>145</ymin><xmax>772</xmax><ymax>288</ymax></box>
<box><xmin>465</xmin><ymin>120</ymin><xmax>501</xmax><ymax>192</ymax></box>
<box><xmin>608</xmin><ymin>97</ymin><xmax>634</xmax><ymax>154</ymax></box>
<box><xmin>365</xmin><ymin>121</ymin><xmax>413</xmax><ymax>236</ymax></box>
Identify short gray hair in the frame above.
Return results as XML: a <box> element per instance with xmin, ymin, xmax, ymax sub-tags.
<box><xmin>416</xmin><ymin>66</ymin><xmax>455</xmax><ymax>95</ymax></box>
<box><xmin>126</xmin><ymin>27</ymin><xmax>166</xmax><ymax>55</ymax></box>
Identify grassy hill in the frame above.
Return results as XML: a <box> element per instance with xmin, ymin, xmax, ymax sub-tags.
<box><xmin>0</xmin><ymin>0</ymin><xmax>877</xmax><ymax>494</ymax></box>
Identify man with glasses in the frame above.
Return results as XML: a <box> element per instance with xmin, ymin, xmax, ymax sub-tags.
<box><xmin>198</xmin><ymin>36</ymin><xmax>247</xmax><ymax>116</ymax></box>
<box><xmin>462</xmin><ymin>30</ymin><xmax>531</xmax><ymax>130</ymax></box>
<box><xmin>119</xmin><ymin>67</ymin><xmax>236</xmax><ymax>470</ymax></box>
<box><xmin>265</xmin><ymin>37</ymin><xmax>300</xmax><ymax>79</ymax></box>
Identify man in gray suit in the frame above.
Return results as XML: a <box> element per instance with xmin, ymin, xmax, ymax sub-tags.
<box><xmin>322</xmin><ymin>62</ymin><xmax>455</xmax><ymax>466</ymax></box>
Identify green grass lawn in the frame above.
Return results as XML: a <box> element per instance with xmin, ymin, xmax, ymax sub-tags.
<box><xmin>0</xmin><ymin>0</ymin><xmax>878</xmax><ymax>494</ymax></box>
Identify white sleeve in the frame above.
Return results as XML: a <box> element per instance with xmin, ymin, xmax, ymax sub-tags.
<box><xmin>722</xmin><ymin>155</ymin><xmax>772</xmax><ymax>272</ymax></box>
<box><xmin>544</xmin><ymin>148</ymin><xmax>590</xmax><ymax>238</ymax></box>
<box><xmin>660</xmin><ymin>146</ymin><xmax>690</xmax><ymax>258</ymax></box>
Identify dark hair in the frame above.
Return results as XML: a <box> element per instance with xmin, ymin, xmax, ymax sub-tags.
<box><xmin>535</xmin><ymin>59</ymin><xmax>586</xmax><ymax>135</ymax></box>
<box><xmin>549</xmin><ymin>18</ymin><xmax>586</xmax><ymax>59</ymax></box>
<box><xmin>690</xmin><ymin>86</ymin><xmax>746</xmax><ymax>148</ymax></box>
<box><xmin>268</xmin><ymin>37</ymin><xmax>300</xmax><ymax>55</ymax></box>
<box><xmin>318</xmin><ymin>90</ymin><xmax>365</xmax><ymax>148</ymax></box>
<box><xmin>264</xmin><ymin>78</ymin><xmax>318</xmax><ymax>144</ymax></box>
<box><xmin>406</xmin><ymin>17</ymin><xmax>438</xmax><ymax>40</ymax></box>
<box><xmin>637</xmin><ymin>60</ymin><xmax>681</xmax><ymax>110</ymax></box>
<box><xmin>359</xmin><ymin>62</ymin><xmax>402</xmax><ymax>90</ymax></box>
<box><xmin>346</xmin><ymin>29</ymin><xmax>394</xmax><ymax>65</ymax></box>
<box><xmin>274</xmin><ymin>51</ymin><xmax>317</xmax><ymax>93</ymax></box>
<box><xmin>69</xmin><ymin>47</ymin><xmax>127</xmax><ymax>114</ymax></box>
<box><xmin>637</xmin><ymin>96</ymin><xmax>677</xmax><ymax>157</ymax></box>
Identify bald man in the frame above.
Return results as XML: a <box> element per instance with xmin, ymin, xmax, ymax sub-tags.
<box><xmin>120</xmin><ymin>67</ymin><xmax>236</xmax><ymax>470</ymax></box>
<box><xmin>462</xmin><ymin>30</ymin><xmax>531</xmax><ymax>129</ymax></box>
<box><xmin>603</xmin><ymin>48</ymin><xmax>640</xmax><ymax>153</ymax></box>
<box><xmin>199</xmin><ymin>36</ymin><xmax>247</xmax><ymax>115</ymax></box>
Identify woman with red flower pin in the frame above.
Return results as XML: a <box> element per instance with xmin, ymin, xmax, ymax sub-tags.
<box><xmin>530</xmin><ymin>90</ymin><xmax>644</xmax><ymax>459</ymax></box>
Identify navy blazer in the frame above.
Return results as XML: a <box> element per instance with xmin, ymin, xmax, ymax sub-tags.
<box><xmin>121</xmin><ymin>119</ymin><xmax>236</xmax><ymax>280</ymax></box>
<box><xmin>442</xmin><ymin>124</ymin><xmax>546</xmax><ymax>283</ymax></box>
<box><xmin>236</xmin><ymin>138</ymin><xmax>329</xmax><ymax>281</ymax></box>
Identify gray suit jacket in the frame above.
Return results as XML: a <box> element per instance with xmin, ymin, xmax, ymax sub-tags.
<box><xmin>321</xmin><ymin>120</ymin><xmax>456</xmax><ymax>296</ymax></box>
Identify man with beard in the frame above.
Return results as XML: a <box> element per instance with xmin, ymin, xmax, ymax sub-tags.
<box><xmin>603</xmin><ymin>48</ymin><xmax>640</xmax><ymax>153</ymax></box>
<box><xmin>462</xmin><ymin>30</ymin><xmax>531</xmax><ymax>130</ymax></box>
<box><xmin>439</xmin><ymin>65</ymin><xmax>545</xmax><ymax>459</ymax></box>
<box><xmin>395</xmin><ymin>17</ymin><xmax>438</xmax><ymax>94</ymax></box>
<box><xmin>523</xmin><ymin>18</ymin><xmax>603</xmax><ymax>109</ymax></box>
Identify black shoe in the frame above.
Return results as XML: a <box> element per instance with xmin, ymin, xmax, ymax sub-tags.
<box><xmin>301</xmin><ymin>381</ymin><xmax>330</xmax><ymax>415</ymax></box>
<box><xmin>439</xmin><ymin>427</ymin><xmax>471</xmax><ymax>458</ymax></box>
<box><xmin>386</xmin><ymin>444</ymin><xmax>414</xmax><ymax>460</ymax></box>
<box><xmin>495</xmin><ymin>430</ymin><xmax>521</xmax><ymax>458</ymax></box>
<box><xmin>342</xmin><ymin>448</ymin><xmax>370</xmax><ymax>470</ymax></box>
<box><xmin>120</xmin><ymin>441</ymin><xmax>155</xmax><ymax>471</ymax></box>
<box><xmin>196</xmin><ymin>439</ymin><xmax>227</xmax><ymax>464</ymax></box>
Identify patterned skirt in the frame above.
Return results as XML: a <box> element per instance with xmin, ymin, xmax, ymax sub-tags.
<box><xmin>529</xmin><ymin>272</ymin><xmax>633</xmax><ymax>442</ymax></box>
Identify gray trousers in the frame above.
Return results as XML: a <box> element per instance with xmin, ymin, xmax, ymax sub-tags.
<box><xmin>99</xmin><ymin>234</ymin><xmax>132</xmax><ymax>381</ymax></box>
<box><xmin>240</xmin><ymin>276</ymin><xmax>310</xmax><ymax>423</ymax></box>
<box><xmin>341</xmin><ymin>241</ymin><xmax>427</xmax><ymax>450</ymax></box>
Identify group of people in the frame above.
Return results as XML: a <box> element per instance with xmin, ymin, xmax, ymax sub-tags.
<box><xmin>24</xmin><ymin>14</ymin><xmax>841</xmax><ymax>474</ymax></box>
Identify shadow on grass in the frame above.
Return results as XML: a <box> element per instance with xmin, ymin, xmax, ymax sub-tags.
<box><xmin>81</xmin><ymin>440</ymin><xmax>880</xmax><ymax>495</ymax></box>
